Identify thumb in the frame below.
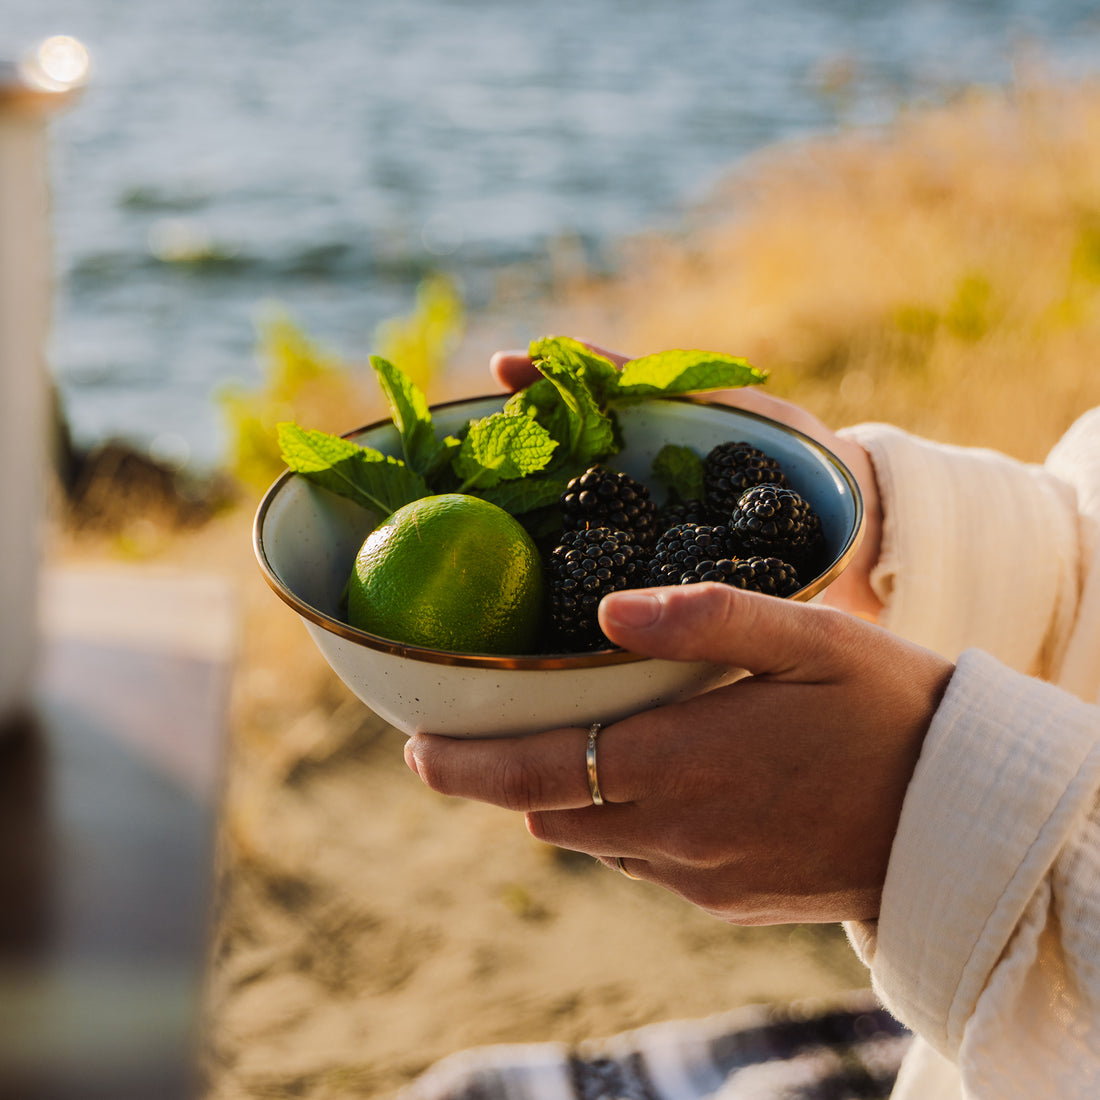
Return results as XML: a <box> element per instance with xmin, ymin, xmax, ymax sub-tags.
<box><xmin>598</xmin><ymin>583</ymin><xmax>854</xmax><ymax>681</ymax></box>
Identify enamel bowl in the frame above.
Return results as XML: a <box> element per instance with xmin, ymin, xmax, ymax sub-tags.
<box><xmin>254</xmin><ymin>395</ymin><xmax>863</xmax><ymax>738</ymax></box>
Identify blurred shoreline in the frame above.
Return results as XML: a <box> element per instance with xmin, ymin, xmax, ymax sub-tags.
<box><xmin>17</xmin><ymin>0</ymin><xmax>1098</xmax><ymax>472</ymax></box>
<box><xmin>57</xmin><ymin>73</ymin><xmax>1100</xmax><ymax>537</ymax></box>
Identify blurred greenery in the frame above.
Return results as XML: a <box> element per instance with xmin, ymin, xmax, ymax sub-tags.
<box><xmin>219</xmin><ymin>274</ymin><xmax>465</xmax><ymax>490</ymax></box>
<box><xmin>373</xmin><ymin>273</ymin><xmax>465</xmax><ymax>394</ymax></box>
<box><xmin>943</xmin><ymin>273</ymin><xmax>995</xmax><ymax>342</ymax></box>
<box><xmin>219</xmin><ymin>312</ymin><xmax>344</xmax><ymax>490</ymax></box>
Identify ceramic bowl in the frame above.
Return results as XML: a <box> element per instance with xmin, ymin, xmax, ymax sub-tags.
<box><xmin>254</xmin><ymin>395</ymin><xmax>864</xmax><ymax>738</ymax></box>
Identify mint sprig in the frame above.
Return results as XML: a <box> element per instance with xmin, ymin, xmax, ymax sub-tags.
<box><xmin>524</xmin><ymin>351</ymin><xmax>616</xmax><ymax>468</ymax></box>
<box><xmin>479</xmin><ymin>471</ymin><xmax>574</xmax><ymax>516</ymax></box>
<box><xmin>370</xmin><ymin>354</ymin><xmax>459</xmax><ymax>479</ymax></box>
<box><xmin>615</xmin><ymin>349</ymin><xmax>767</xmax><ymax>397</ymax></box>
<box><xmin>452</xmin><ymin>411</ymin><xmax>558</xmax><ymax>490</ymax></box>
<box><xmin>277</xmin><ymin>423</ymin><xmax>430</xmax><ymax>515</ymax></box>
<box><xmin>530</xmin><ymin>336</ymin><xmax>621</xmax><ymax>406</ymax></box>
<box><xmin>277</xmin><ymin>337</ymin><xmax>766</xmax><ymax>519</ymax></box>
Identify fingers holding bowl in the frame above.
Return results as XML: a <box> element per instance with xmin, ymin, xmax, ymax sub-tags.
<box><xmin>404</xmin><ymin>721</ymin><xmax>639</xmax><ymax>813</ymax></box>
<box><xmin>406</xmin><ymin>715</ymin><xmax>680</xmax><ymax>893</ymax></box>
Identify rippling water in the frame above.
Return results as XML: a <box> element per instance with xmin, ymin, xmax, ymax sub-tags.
<box><xmin>2</xmin><ymin>0</ymin><xmax>1099</xmax><ymax>469</ymax></box>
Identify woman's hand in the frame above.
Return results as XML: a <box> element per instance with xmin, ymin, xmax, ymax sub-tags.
<box><xmin>405</xmin><ymin>583</ymin><xmax>954</xmax><ymax>925</ymax></box>
<box><xmin>490</xmin><ymin>342</ymin><xmax>883</xmax><ymax>621</ymax></box>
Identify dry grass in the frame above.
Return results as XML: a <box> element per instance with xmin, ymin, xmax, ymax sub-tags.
<box><xmin>537</xmin><ymin>79</ymin><xmax>1100</xmax><ymax>461</ymax></box>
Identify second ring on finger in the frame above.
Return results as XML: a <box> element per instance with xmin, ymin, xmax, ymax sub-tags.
<box><xmin>614</xmin><ymin>855</ymin><xmax>643</xmax><ymax>880</ymax></box>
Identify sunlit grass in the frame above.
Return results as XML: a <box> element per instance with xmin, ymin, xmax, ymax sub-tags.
<box><xmin>543</xmin><ymin>79</ymin><xmax>1100</xmax><ymax>462</ymax></box>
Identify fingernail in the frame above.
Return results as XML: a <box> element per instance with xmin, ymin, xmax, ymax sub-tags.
<box><xmin>602</xmin><ymin>590</ymin><xmax>660</xmax><ymax>628</ymax></box>
<box><xmin>403</xmin><ymin>738</ymin><xmax>421</xmax><ymax>777</ymax></box>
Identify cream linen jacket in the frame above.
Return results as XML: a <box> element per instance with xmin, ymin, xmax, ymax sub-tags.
<box><xmin>836</xmin><ymin>409</ymin><xmax>1100</xmax><ymax>1099</ymax></box>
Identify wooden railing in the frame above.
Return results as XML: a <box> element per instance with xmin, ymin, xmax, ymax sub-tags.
<box><xmin>0</xmin><ymin>38</ymin><xmax>87</xmax><ymax>730</ymax></box>
<box><xmin>0</xmin><ymin>44</ymin><xmax>235</xmax><ymax>1099</ymax></box>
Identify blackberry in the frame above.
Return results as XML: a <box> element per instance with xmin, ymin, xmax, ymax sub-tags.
<box><xmin>726</xmin><ymin>556</ymin><xmax>802</xmax><ymax>597</ymax></box>
<box><xmin>560</xmin><ymin>466</ymin><xmax>660</xmax><ymax>547</ymax></box>
<box><xmin>729</xmin><ymin>485</ymin><xmax>824</xmax><ymax>573</ymax></box>
<box><xmin>544</xmin><ymin>527</ymin><xmax>648</xmax><ymax>650</ymax></box>
<box><xmin>652</xmin><ymin>553</ymin><xmax>802</xmax><ymax>595</ymax></box>
<box><xmin>656</xmin><ymin>497</ymin><xmax>710</xmax><ymax>532</ymax></box>
<box><xmin>647</xmin><ymin>522</ymin><xmax>740</xmax><ymax>587</ymax></box>
<box><xmin>703</xmin><ymin>441</ymin><xmax>789</xmax><ymax>523</ymax></box>
<box><xmin>647</xmin><ymin>524</ymin><xmax>802</xmax><ymax>595</ymax></box>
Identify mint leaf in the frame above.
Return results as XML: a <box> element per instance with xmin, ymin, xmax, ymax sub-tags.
<box><xmin>478</xmin><ymin>471</ymin><xmax>573</xmax><ymax>516</ymax></box>
<box><xmin>503</xmin><ymin>376</ymin><xmax>559</xmax><ymax>418</ymax></box>
<box><xmin>278</xmin><ymin>422</ymin><xmax>430</xmax><ymax>515</ymax></box>
<box><xmin>503</xmin><ymin>380</ymin><xmax>576</xmax><ymax>463</ymax></box>
<box><xmin>369</xmin><ymin>354</ymin><xmax>455</xmax><ymax>479</ymax></box>
<box><xmin>529</xmin><ymin>353</ymin><xmax>617</xmax><ymax>468</ymax></box>
<box><xmin>652</xmin><ymin>444</ymin><xmax>705</xmax><ymax>503</ymax></box>
<box><xmin>452</xmin><ymin>412</ymin><xmax>558</xmax><ymax>490</ymax></box>
<box><xmin>530</xmin><ymin>336</ymin><xmax>621</xmax><ymax>406</ymax></box>
<box><xmin>614</xmin><ymin>349</ymin><xmax>767</xmax><ymax>397</ymax></box>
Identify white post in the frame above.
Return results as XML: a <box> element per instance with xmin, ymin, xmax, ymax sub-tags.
<box><xmin>0</xmin><ymin>41</ymin><xmax>86</xmax><ymax>730</ymax></box>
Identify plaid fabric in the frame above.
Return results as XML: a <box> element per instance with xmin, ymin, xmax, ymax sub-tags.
<box><xmin>401</xmin><ymin>992</ymin><xmax>911</xmax><ymax>1100</ymax></box>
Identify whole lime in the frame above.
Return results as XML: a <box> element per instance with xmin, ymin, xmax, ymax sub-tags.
<box><xmin>346</xmin><ymin>493</ymin><xmax>544</xmax><ymax>654</ymax></box>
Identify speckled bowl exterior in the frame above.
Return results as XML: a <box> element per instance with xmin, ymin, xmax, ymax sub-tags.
<box><xmin>254</xmin><ymin>395</ymin><xmax>864</xmax><ymax>737</ymax></box>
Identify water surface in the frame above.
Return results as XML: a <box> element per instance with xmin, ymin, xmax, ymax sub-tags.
<box><xmin>2</xmin><ymin>0</ymin><xmax>1098</xmax><ymax>468</ymax></box>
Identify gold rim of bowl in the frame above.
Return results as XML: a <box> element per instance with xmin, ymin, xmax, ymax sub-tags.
<box><xmin>253</xmin><ymin>394</ymin><xmax>866</xmax><ymax>670</ymax></box>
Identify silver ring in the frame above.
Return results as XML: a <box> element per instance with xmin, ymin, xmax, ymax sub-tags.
<box><xmin>585</xmin><ymin>722</ymin><xmax>604</xmax><ymax>806</ymax></box>
<box><xmin>615</xmin><ymin>856</ymin><xmax>641</xmax><ymax>880</ymax></box>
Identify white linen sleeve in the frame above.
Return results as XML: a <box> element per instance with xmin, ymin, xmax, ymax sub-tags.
<box><xmin>836</xmin><ymin>424</ymin><xmax>1080</xmax><ymax>676</ymax></box>
<box><xmin>851</xmin><ymin>650</ymin><xmax>1100</xmax><ymax>1093</ymax></box>
<box><xmin>837</xmin><ymin>409</ymin><xmax>1100</xmax><ymax>1096</ymax></box>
